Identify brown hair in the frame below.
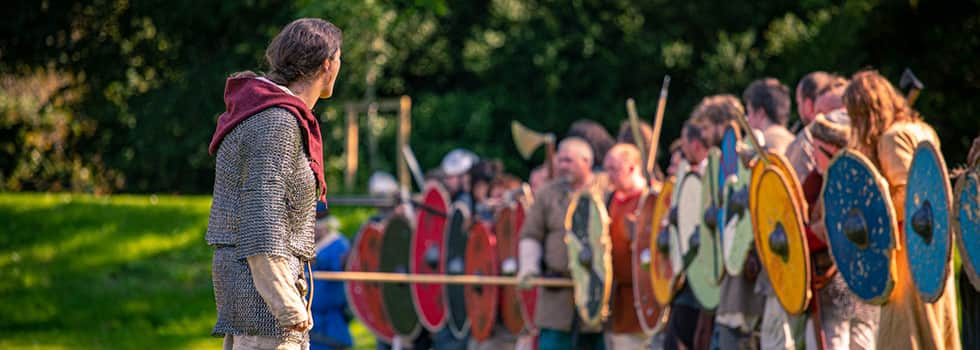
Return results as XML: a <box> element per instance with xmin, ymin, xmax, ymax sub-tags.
<box><xmin>617</xmin><ymin>120</ymin><xmax>653</xmax><ymax>148</ymax></box>
<box><xmin>743</xmin><ymin>78</ymin><xmax>791</xmax><ymax>126</ymax></box>
<box><xmin>690</xmin><ymin>94</ymin><xmax>744</xmax><ymax>147</ymax></box>
<box><xmin>843</xmin><ymin>70</ymin><xmax>919</xmax><ymax>158</ymax></box>
<box><xmin>797</xmin><ymin>71</ymin><xmax>833</xmax><ymax>102</ymax></box>
<box><xmin>265</xmin><ymin>18</ymin><xmax>343</xmax><ymax>85</ymax></box>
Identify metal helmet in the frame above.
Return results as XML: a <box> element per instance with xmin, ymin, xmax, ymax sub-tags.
<box><xmin>441</xmin><ymin>149</ymin><xmax>479</xmax><ymax>177</ymax></box>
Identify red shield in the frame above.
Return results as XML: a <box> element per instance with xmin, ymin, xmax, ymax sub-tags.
<box><xmin>345</xmin><ymin>221</ymin><xmax>396</xmax><ymax>343</ymax></box>
<box><xmin>632</xmin><ymin>192</ymin><xmax>667</xmax><ymax>333</ymax></box>
<box><xmin>410</xmin><ymin>184</ymin><xmax>451</xmax><ymax>331</ymax></box>
<box><xmin>464</xmin><ymin>222</ymin><xmax>499</xmax><ymax>341</ymax></box>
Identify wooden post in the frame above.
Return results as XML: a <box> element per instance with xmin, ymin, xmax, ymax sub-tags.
<box><xmin>344</xmin><ymin>104</ymin><xmax>359</xmax><ymax>191</ymax></box>
<box><xmin>397</xmin><ymin>96</ymin><xmax>412</xmax><ymax>191</ymax></box>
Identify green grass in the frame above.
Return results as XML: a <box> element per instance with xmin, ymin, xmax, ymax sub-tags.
<box><xmin>0</xmin><ymin>193</ymin><xmax>378</xmax><ymax>349</ymax></box>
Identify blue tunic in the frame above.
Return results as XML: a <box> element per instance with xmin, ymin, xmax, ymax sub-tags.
<box><xmin>309</xmin><ymin>234</ymin><xmax>353</xmax><ymax>349</ymax></box>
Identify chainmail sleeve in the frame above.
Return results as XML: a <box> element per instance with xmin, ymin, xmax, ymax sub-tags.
<box><xmin>235</xmin><ymin>108</ymin><xmax>305</xmax><ymax>260</ymax></box>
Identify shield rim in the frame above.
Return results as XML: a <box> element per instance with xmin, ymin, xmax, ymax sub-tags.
<box><xmin>671</xmin><ymin>170</ymin><xmax>703</xmax><ymax>276</ymax></box>
<box><xmin>719</xmin><ymin>125</ymin><xmax>754</xmax><ymax>276</ymax></box>
<box><xmin>464</xmin><ymin>221</ymin><xmax>500</xmax><ymax>341</ymax></box>
<box><xmin>380</xmin><ymin>213</ymin><xmax>423</xmax><ymax>338</ymax></box>
<box><xmin>409</xmin><ymin>183</ymin><xmax>451</xmax><ymax>332</ymax></box>
<box><xmin>345</xmin><ymin>221</ymin><xmax>396</xmax><ymax>344</ymax></box>
<box><xmin>443</xmin><ymin>202</ymin><xmax>472</xmax><ymax>339</ymax></box>
<box><xmin>632</xmin><ymin>191</ymin><xmax>667</xmax><ymax>334</ymax></box>
<box><xmin>750</xmin><ymin>151</ymin><xmax>808</xmax><ymax>225</ymax></box>
<box><xmin>722</xmin><ymin>156</ymin><xmax>753</xmax><ymax>276</ymax></box>
<box><xmin>954</xmin><ymin>168</ymin><xmax>980</xmax><ymax>291</ymax></box>
<box><xmin>650</xmin><ymin>178</ymin><xmax>681</xmax><ymax>306</ymax></box>
<box><xmin>904</xmin><ymin>140</ymin><xmax>954</xmax><ymax>303</ymax></box>
<box><xmin>563</xmin><ymin>190</ymin><xmax>613</xmax><ymax>328</ymax></box>
<box><xmin>821</xmin><ymin>149</ymin><xmax>898</xmax><ymax>305</ymax></box>
<box><xmin>687</xmin><ymin>148</ymin><xmax>723</xmax><ymax>310</ymax></box>
<box><xmin>752</xmin><ymin>166</ymin><xmax>812</xmax><ymax>315</ymax></box>
<box><xmin>514</xmin><ymin>197</ymin><xmax>540</xmax><ymax>334</ymax></box>
<box><xmin>493</xmin><ymin>202</ymin><xmax>526</xmax><ymax>335</ymax></box>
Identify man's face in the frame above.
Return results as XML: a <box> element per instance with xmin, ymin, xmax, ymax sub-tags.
<box><xmin>443</xmin><ymin>174</ymin><xmax>464</xmax><ymax>194</ymax></box>
<box><xmin>682</xmin><ymin>133</ymin><xmax>708</xmax><ymax>165</ymax></box>
<box><xmin>813</xmin><ymin>138</ymin><xmax>840</xmax><ymax>174</ymax></box>
<box><xmin>603</xmin><ymin>153</ymin><xmax>634</xmax><ymax>192</ymax></box>
<box><xmin>667</xmin><ymin>150</ymin><xmax>683</xmax><ymax>176</ymax></box>
<box><xmin>746</xmin><ymin>104</ymin><xmax>764</xmax><ymax>129</ymax></box>
<box><xmin>555</xmin><ymin>148</ymin><xmax>590</xmax><ymax>183</ymax></box>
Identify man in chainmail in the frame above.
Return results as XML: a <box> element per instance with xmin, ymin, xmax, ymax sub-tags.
<box><xmin>206</xmin><ymin>18</ymin><xmax>342</xmax><ymax>350</ymax></box>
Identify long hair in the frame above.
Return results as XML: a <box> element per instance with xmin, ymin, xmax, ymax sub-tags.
<box><xmin>264</xmin><ymin>18</ymin><xmax>343</xmax><ymax>85</ymax></box>
<box><xmin>843</xmin><ymin>70</ymin><xmax>919</xmax><ymax>159</ymax></box>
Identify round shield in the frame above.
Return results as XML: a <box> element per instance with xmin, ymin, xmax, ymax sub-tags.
<box><xmin>444</xmin><ymin>203</ymin><xmax>471</xmax><ymax>338</ymax></box>
<box><xmin>670</xmin><ymin>171</ymin><xmax>703</xmax><ymax>281</ymax></box>
<box><xmin>750</xmin><ymin>152</ymin><xmax>808</xmax><ymax>224</ymax></box>
<box><xmin>650</xmin><ymin>179</ymin><xmax>679</xmax><ymax>306</ymax></box>
<box><xmin>721</xmin><ymin>127</ymin><xmax>754</xmax><ymax>275</ymax></box>
<box><xmin>464</xmin><ymin>221</ymin><xmax>499</xmax><ymax>341</ymax></box>
<box><xmin>955</xmin><ymin>167</ymin><xmax>980</xmax><ymax>291</ymax></box>
<box><xmin>346</xmin><ymin>221</ymin><xmax>396</xmax><ymax>344</ymax></box>
<box><xmin>904</xmin><ymin>140</ymin><xmax>954</xmax><ymax>302</ymax></box>
<box><xmin>752</xmin><ymin>167</ymin><xmax>811</xmax><ymax>315</ymax></box>
<box><xmin>822</xmin><ymin>150</ymin><xmax>897</xmax><ymax>304</ymax></box>
<box><xmin>564</xmin><ymin>191</ymin><xmax>613</xmax><ymax>328</ymax></box>
<box><xmin>687</xmin><ymin>148</ymin><xmax>723</xmax><ymax>310</ymax></box>
<box><xmin>632</xmin><ymin>191</ymin><xmax>667</xmax><ymax>333</ymax></box>
<box><xmin>379</xmin><ymin>213</ymin><xmax>422</xmax><ymax>337</ymax></box>
<box><xmin>410</xmin><ymin>184</ymin><xmax>451</xmax><ymax>331</ymax></box>
<box><xmin>514</xmin><ymin>199</ymin><xmax>540</xmax><ymax>333</ymax></box>
<box><xmin>719</xmin><ymin>124</ymin><xmax>740</xmax><ymax>232</ymax></box>
<box><xmin>494</xmin><ymin>199</ymin><xmax>530</xmax><ymax>335</ymax></box>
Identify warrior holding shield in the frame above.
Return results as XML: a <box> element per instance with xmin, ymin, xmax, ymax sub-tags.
<box><xmin>602</xmin><ymin>143</ymin><xmax>652</xmax><ymax>348</ymax></box>
<box><xmin>843</xmin><ymin>70</ymin><xmax>960</xmax><ymax>350</ymax></box>
<box><xmin>799</xmin><ymin>81</ymin><xmax>880</xmax><ymax>349</ymax></box>
<box><xmin>518</xmin><ymin>137</ymin><xmax>606</xmax><ymax>350</ymax></box>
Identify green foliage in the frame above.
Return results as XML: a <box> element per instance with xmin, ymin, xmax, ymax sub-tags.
<box><xmin>0</xmin><ymin>193</ymin><xmax>378</xmax><ymax>349</ymax></box>
<box><xmin>1</xmin><ymin>0</ymin><xmax>978</xmax><ymax>193</ymax></box>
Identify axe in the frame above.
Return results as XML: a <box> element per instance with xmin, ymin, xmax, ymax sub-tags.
<box><xmin>511</xmin><ymin>121</ymin><xmax>557</xmax><ymax>178</ymax></box>
<box><xmin>900</xmin><ymin>68</ymin><xmax>924</xmax><ymax>107</ymax></box>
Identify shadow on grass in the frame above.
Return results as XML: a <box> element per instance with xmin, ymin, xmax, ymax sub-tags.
<box><xmin>0</xmin><ymin>193</ymin><xmax>221</xmax><ymax>349</ymax></box>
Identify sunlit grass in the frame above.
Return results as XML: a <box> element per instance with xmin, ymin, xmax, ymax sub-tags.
<box><xmin>0</xmin><ymin>192</ymin><xmax>377</xmax><ymax>349</ymax></box>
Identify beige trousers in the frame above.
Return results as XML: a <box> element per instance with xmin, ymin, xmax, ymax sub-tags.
<box><xmin>222</xmin><ymin>334</ymin><xmax>308</xmax><ymax>350</ymax></box>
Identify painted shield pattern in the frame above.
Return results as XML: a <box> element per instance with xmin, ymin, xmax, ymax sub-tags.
<box><xmin>904</xmin><ymin>140</ymin><xmax>954</xmax><ymax>302</ymax></box>
<box><xmin>822</xmin><ymin>150</ymin><xmax>898</xmax><ymax>304</ymax></box>
<box><xmin>955</xmin><ymin>164</ymin><xmax>980</xmax><ymax>291</ymax></box>
<box><xmin>410</xmin><ymin>183</ymin><xmax>451</xmax><ymax>331</ymax></box>
<box><xmin>670</xmin><ymin>170</ymin><xmax>703</xmax><ymax>284</ymax></box>
<box><xmin>444</xmin><ymin>202</ymin><xmax>471</xmax><ymax>338</ymax></box>
<box><xmin>514</xmin><ymin>198</ymin><xmax>540</xmax><ymax>333</ymax></box>
<box><xmin>379</xmin><ymin>213</ymin><xmax>422</xmax><ymax>337</ymax></box>
<box><xmin>495</xmin><ymin>191</ymin><xmax>537</xmax><ymax>334</ymax></box>
<box><xmin>720</xmin><ymin>126</ymin><xmax>754</xmax><ymax>276</ymax></box>
<box><xmin>650</xmin><ymin>178</ymin><xmax>680</xmax><ymax>306</ymax></box>
<box><xmin>564</xmin><ymin>190</ymin><xmax>613</xmax><ymax>328</ymax></box>
<box><xmin>687</xmin><ymin>148</ymin><xmax>723</xmax><ymax>310</ymax></box>
<box><xmin>346</xmin><ymin>221</ymin><xmax>396</xmax><ymax>344</ymax></box>
<box><xmin>632</xmin><ymin>191</ymin><xmax>667</xmax><ymax>333</ymax></box>
<box><xmin>753</xmin><ymin>166</ymin><xmax>811</xmax><ymax>315</ymax></box>
<box><xmin>464</xmin><ymin>221</ymin><xmax>499</xmax><ymax>341</ymax></box>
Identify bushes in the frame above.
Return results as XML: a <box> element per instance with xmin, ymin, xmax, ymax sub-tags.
<box><xmin>2</xmin><ymin>0</ymin><xmax>978</xmax><ymax>194</ymax></box>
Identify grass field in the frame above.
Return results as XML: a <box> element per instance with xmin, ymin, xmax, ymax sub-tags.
<box><xmin>0</xmin><ymin>193</ymin><xmax>378</xmax><ymax>349</ymax></box>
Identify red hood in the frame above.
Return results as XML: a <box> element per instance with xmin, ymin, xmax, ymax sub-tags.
<box><xmin>209</xmin><ymin>76</ymin><xmax>327</xmax><ymax>202</ymax></box>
